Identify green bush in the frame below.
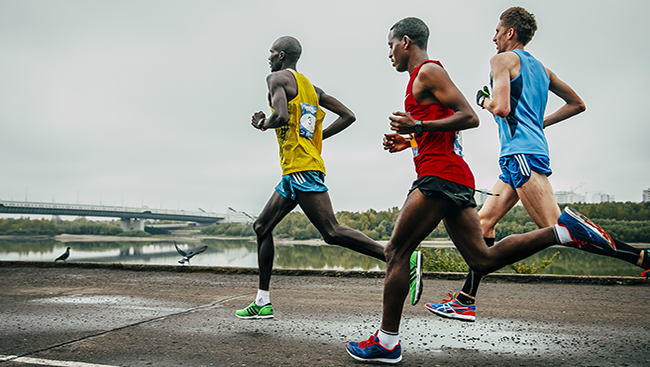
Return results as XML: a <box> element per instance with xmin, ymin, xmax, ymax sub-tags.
<box><xmin>509</xmin><ymin>251</ymin><xmax>560</xmax><ymax>274</ymax></box>
<box><xmin>117</xmin><ymin>230</ymin><xmax>151</xmax><ymax>237</ymax></box>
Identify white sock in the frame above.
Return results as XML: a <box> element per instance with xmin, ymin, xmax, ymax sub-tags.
<box><xmin>377</xmin><ymin>328</ymin><xmax>399</xmax><ymax>350</ymax></box>
<box><xmin>255</xmin><ymin>289</ymin><xmax>270</xmax><ymax>306</ymax></box>
<box><xmin>554</xmin><ymin>224</ymin><xmax>572</xmax><ymax>244</ymax></box>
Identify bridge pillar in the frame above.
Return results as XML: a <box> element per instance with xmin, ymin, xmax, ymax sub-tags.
<box><xmin>120</xmin><ymin>218</ymin><xmax>131</xmax><ymax>231</ymax></box>
<box><xmin>132</xmin><ymin>219</ymin><xmax>144</xmax><ymax>231</ymax></box>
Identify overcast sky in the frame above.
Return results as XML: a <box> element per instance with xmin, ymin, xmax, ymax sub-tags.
<box><xmin>1</xmin><ymin>0</ymin><xmax>648</xmax><ymax>218</ymax></box>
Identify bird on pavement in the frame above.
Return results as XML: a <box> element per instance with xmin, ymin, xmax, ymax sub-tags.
<box><xmin>54</xmin><ymin>247</ymin><xmax>71</xmax><ymax>262</ymax></box>
<box><xmin>175</xmin><ymin>242</ymin><xmax>208</xmax><ymax>265</ymax></box>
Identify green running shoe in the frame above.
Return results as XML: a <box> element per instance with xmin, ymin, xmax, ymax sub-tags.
<box><xmin>235</xmin><ymin>301</ymin><xmax>274</xmax><ymax>319</ymax></box>
<box><xmin>409</xmin><ymin>251</ymin><xmax>423</xmax><ymax>306</ymax></box>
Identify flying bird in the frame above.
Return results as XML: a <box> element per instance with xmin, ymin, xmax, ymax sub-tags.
<box><xmin>175</xmin><ymin>242</ymin><xmax>207</xmax><ymax>265</ymax></box>
<box><xmin>55</xmin><ymin>247</ymin><xmax>71</xmax><ymax>262</ymax></box>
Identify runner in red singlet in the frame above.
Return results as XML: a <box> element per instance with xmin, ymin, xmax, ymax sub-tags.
<box><xmin>404</xmin><ymin>60</ymin><xmax>474</xmax><ymax>188</ymax></box>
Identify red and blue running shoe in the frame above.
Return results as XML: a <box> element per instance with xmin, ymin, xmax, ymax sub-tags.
<box><xmin>557</xmin><ymin>207</ymin><xmax>616</xmax><ymax>256</ymax></box>
<box><xmin>346</xmin><ymin>331</ymin><xmax>402</xmax><ymax>364</ymax></box>
<box><xmin>425</xmin><ymin>292</ymin><xmax>476</xmax><ymax>322</ymax></box>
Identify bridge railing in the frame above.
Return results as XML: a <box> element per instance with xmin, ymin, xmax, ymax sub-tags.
<box><xmin>0</xmin><ymin>200</ymin><xmax>223</xmax><ymax>220</ymax></box>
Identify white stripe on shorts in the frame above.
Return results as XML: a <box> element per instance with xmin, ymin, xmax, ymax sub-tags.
<box><xmin>514</xmin><ymin>154</ymin><xmax>531</xmax><ymax>177</ymax></box>
<box><xmin>291</xmin><ymin>172</ymin><xmax>305</xmax><ymax>184</ymax></box>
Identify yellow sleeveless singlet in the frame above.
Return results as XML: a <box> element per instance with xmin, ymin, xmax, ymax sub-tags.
<box><xmin>274</xmin><ymin>69</ymin><xmax>326</xmax><ymax>175</ymax></box>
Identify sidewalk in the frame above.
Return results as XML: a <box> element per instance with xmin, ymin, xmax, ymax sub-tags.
<box><xmin>1</xmin><ymin>262</ymin><xmax>648</xmax><ymax>366</ymax></box>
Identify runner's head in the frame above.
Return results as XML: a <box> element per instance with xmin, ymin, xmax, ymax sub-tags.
<box><xmin>388</xmin><ymin>17</ymin><xmax>429</xmax><ymax>72</ymax></box>
<box><xmin>269</xmin><ymin>36</ymin><xmax>302</xmax><ymax>72</ymax></box>
<box><xmin>495</xmin><ymin>7</ymin><xmax>537</xmax><ymax>51</ymax></box>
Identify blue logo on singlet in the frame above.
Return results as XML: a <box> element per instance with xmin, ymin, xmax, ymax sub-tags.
<box><xmin>299</xmin><ymin>103</ymin><xmax>317</xmax><ymax>138</ymax></box>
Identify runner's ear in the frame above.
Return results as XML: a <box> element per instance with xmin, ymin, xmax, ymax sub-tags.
<box><xmin>402</xmin><ymin>35</ymin><xmax>412</xmax><ymax>50</ymax></box>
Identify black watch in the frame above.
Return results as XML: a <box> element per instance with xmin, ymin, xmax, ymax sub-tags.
<box><xmin>414</xmin><ymin>120</ymin><xmax>424</xmax><ymax>134</ymax></box>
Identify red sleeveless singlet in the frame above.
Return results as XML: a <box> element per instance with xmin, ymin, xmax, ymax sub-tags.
<box><xmin>405</xmin><ymin>60</ymin><xmax>475</xmax><ymax>188</ymax></box>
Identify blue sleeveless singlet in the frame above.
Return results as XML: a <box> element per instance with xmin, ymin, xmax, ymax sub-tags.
<box><xmin>492</xmin><ymin>49</ymin><xmax>550</xmax><ymax>157</ymax></box>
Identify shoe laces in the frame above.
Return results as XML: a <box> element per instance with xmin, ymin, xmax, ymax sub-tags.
<box><xmin>642</xmin><ymin>269</ymin><xmax>649</xmax><ymax>283</ymax></box>
<box><xmin>359</xmin><ymin>335</ymin><xmax>380</xmax><ymax>349</ymax></box>
<box><xmin>440</xmin><ymin>292</ymin><xmax>457</xmax><ymax>303</ymax></box>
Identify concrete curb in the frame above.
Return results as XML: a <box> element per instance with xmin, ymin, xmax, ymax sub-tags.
<box><xmin>1</xmin><ymin>260</ymin><xmax>646</xmax><ymax>285</ymax></box>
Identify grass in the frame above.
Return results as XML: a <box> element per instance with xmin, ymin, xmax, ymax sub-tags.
<box><xmin>418</xmin><ymin>246</ymin><xmax>560</xmax><ymax>275</ymax></box>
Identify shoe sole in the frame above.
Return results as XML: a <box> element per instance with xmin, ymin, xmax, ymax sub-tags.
<box><xmin>345</xmin><ymin>347</ymin><xmax>402</xmax><ymax>364</ymax></box>
<box><xmin>564</xmin><ymin>207</ymin><xmax>616</xmax><ymax>254</ymax></box>
<box><xmin>235</xmin><ymin>314</ymin><xmax>274</xmax><ymax>319</ymax></box>
<box><xmin>410</xmin><ymin>251</ymin><xmax>423</xmax><ymax>306</ymax></box>
<box><xmin>425</xmin><ymin>303</ymin><xmax>475</xmax><ymax>322</ymax></box>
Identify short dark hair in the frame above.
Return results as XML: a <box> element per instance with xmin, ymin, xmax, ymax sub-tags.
<box><xmin>273</xmin><ymin>36</ymin><xmax>302</xmax><ymax>62</ymax></box>
<box><xmin>390</xmin><ymin>17</ymin><xmax>429</xmax><ymax>51</ymax></box>
<box><xmin>500</xmin><ymin>7</ymin><xmax>537</xmax><ymax>46</ymax></box>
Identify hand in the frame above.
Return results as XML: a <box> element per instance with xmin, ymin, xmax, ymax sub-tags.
<box><xmin>383</xmin><ymin>133</ymin><xmax>410</xmax><ymax>153</ymax></box>
<box><xmin>476</xmin><ymin>86</ymin><xmax>490</xmax><ymax>108</ymax></box>
<box><xmin>251</xmin><ymin>111</ymin><xmax>266</xmax><ymax>130</ymax></box>
<box><xmin>388</xmin><ymin>111</ymin><xmax>416</xmax><ymax>134</ymax></box>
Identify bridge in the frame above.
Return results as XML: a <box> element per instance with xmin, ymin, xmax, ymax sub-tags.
<box><xmin>0</xmin><ymin>200</ymin><xmax>254</xmax><ymax>230</ymax></box>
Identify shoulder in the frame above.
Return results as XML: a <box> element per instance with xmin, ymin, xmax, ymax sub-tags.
<box><xmin>415</xmin><ymin>61</ymin><xmax>450</xmax><ymax>87</ymax></box>
<box><xmin>490</xmin><ymin>51</ymin><xmax>520</xmax><ymax>68</ymax></box>
<box><xmin>266</xmin><ymin>69</ymin><xmax>294</xmax><ymax>86</ymax></box>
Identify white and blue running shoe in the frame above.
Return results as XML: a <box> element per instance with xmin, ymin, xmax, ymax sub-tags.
<box><xmin>346</xmin><ymin>331</ymin><xmax>402</xmax><ymax>364</ymax></box>
<box><xmin>557</xmin><ymin>207</ymin><xmax>616</xmax><ymax>256</ymax></box>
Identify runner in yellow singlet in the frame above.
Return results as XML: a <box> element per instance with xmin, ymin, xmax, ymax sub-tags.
<box><xmin>235</xmin><ymin>36</ymin><xmax>424</xmax><ymax>320</ymax></box>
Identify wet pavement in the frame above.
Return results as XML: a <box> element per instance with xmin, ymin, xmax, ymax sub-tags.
<box><xmin>1</xmin><ymin>262</ymin><xmax>649</xmax><ymax>366</ymax></box>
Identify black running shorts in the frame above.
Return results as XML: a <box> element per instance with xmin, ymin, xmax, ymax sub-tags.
<box><xmin>408</xmin><ymin>175</ymin><xmax>476</xmax><ymax>209</ymax></box>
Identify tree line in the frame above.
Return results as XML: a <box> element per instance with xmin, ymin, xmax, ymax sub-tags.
<box><xmin>201</xmin><ymin>202</ymin><xmax>650</xmax><ymax>243</ymax></box>
<box><xmin>0</xmin><ymin>217</ymin><xmax>150</xmax><ymax>237</ymax></box>
<box><xmin>2</xmin><ymin>202</ymin><xmax>647</xmax><ymax>242</ymax></box>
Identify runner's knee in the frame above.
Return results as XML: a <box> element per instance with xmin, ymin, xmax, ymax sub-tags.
<box><xmin>253</xmin><ymin>219</ymin><xmax>271</xmax><ymax>237</ymax></box>
<box><xmin>465</xmin><ymin>257</ymin><xmax>490</xmax><ymax>275</ymax></box>
<box><xmin>319</xmin><ymin>226</ymin><xmax>342</xmax><ymax>245</ymax></box>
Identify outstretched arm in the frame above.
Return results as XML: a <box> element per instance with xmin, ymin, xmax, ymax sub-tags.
<box><xmin>314</xmin><ymin>86</ymin><xmax>356</xmax><ymax>140</ymax></box>
<box><xmin>543</xmin><ymin>68</ymin><xmax>586</xmax><ymax>128</ymax></box>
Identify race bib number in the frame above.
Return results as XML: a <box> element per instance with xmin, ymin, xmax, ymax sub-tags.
<box><xmin>299</xmin><ymin>103</ymin><xmax>317</xmax><ymax>138</ymax></box>
<box><xmin>454</xmin><ymin>132</ymin><xmax>465</xmax><ymax>157</ymax></box>
<box><xmin>410</xmin><ymin>134</ymin><xmax>419</xmax><ymax>158</ymax></box>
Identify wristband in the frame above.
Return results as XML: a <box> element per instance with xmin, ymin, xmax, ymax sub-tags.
<box><xmin>258</xmin><ymin>118</ymin><xmax>266</xmax><ymax>131</ymax></box>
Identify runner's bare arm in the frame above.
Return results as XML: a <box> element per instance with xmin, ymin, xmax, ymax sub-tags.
<box><xmin>314</xmin><ymin>86</ymin><xmax>357</xmax><ymax>140</ymax></box>
<box><xmin>389</xmin><ymin>64</ymin><xmax>479</xmax><ymax>134</ymax></box>
<box><xmin>257</xmin><ymin>72</ymin><xmax>292</xmax><ymax>130</ymax></box>
<box><xmin>483</xmin><ymin>52</ymin><xmax>518</xmax><ymax>117</ymax></box>
<box><xmin>543</xmin><ymin>68</ymin><xmax>586</xmax><ymax>128</ymax></box>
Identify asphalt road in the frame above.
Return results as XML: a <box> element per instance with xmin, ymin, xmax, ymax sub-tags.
<box><xmin>1</xmin><ymin>262</ymin><xmax>648</xmax><ymax>367</ymax></box>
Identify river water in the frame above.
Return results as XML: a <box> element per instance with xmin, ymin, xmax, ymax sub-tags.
<box><xmin>1</xmin><ymin>237</ymin><xmax>647</xmax><ymax>276</ymax></box>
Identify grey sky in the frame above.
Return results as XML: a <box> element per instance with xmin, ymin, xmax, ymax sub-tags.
<box><xmin>1</xmin><ymin>0</ymin><xmax>648</xmax><ymax>217</ymax></box>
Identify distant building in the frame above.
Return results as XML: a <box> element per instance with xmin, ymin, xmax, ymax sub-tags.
<box><xmin>555</xmin><ymin>191</ymin><xmax>586</xmax><ymax>204</ymax></box>
<box><xmin>592</xmin><ymin>192</ymin><xmax>615</xmax><ymax>203</ymax></box>
<box><xmin>474</xmin><ymin>189</ymin><xmax>490</xmax><ymax>206</ymax></box>
<box><xmin>643</xmin><ymin>188</ymin><xmax>650</xmax><ymax>203</ymax></box>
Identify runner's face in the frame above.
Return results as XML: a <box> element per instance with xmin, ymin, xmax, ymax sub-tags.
<box><xmin>388</xmin><ymin>31</ymin><xmax>407</xmax><ymax>72</ymax></box>
<box><xmin>493</xmin><ymin>20</ymin><xmax>511</xmax><ymax>53</ymax></box>
<box><xmin>268</xmin><ymin>47</ymin><xmax>283</xmax><ymax>72</ymax></box>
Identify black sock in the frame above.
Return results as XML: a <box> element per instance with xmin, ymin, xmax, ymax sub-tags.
<box><xmin>458</xmin><ymin>237</ymin><xmax>495</xmax><ymax>305</ymax></box>
<box><xmin>612</xmin><ymin>239</ymin><xmax>644</xmax><ymax>268</ymax></box>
